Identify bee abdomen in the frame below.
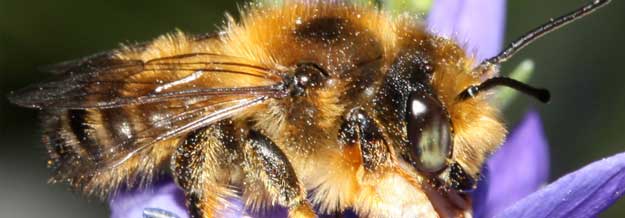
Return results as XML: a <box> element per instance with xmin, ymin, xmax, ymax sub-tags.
<box><xmin>42</xmin><ymin>108</ymin><xmax>136</xmax><ymax>180</ymax></box>
<box><xmin>42</xmin><ymin>110</ymin><xmax>95</xmax><ymax>184</ymax></box>
<box><xmin>67</xmin><ymin>109</ymin><xmax>104</xmax><ymax>160</ymax></box>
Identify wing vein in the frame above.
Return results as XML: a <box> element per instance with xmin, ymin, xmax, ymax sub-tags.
<box><xmin>107</xmin><ymin>96</ymin><xmax>268</xmax><ymax>169</ymax></box>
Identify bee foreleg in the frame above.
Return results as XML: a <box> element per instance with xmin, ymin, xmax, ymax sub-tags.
<box><xmin>338</xmin><ymin>108</ymin><xmax>442</xmax><ymax>218</ymax></box>
<box><xmin>243</xmin><ymin>130</ymin><xmax>316</xmax><ymax>218</ymax></box>
<box><xmin>171</xmin><ymin>125</ymin><xmax>238</xmax><ymax>218</ymax></box>
<box><xmin>339</xmin><ymin>108</ymin><xmax>390</xmax><ymax>171</ymax></box>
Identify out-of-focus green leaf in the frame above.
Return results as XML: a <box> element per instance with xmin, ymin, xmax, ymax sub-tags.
<box><xmin>258</xmin><ymin>0</ymin><xmax>434</xmax><ymax>14</ymax></box>
<box><xmin>353</xmin><ymin>0</ymin><xmax>377</xmax><ymax>6</ymax></box>
<box><xmin>259</xmin><ymin>0</ymin><xmax>284</xmax><ymax>6</ymax></box>
<box><xmin>382</xmin><ymin>0</ymin><xmax>433</xmax><ymax>14</ymax></box>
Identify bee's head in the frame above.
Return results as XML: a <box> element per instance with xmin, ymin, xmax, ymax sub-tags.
<box><xmin>374</xmin><ymin>48</ymin><xmax>466</xmax><ymax>190</ymax></box>
<box><xmin>371</xmin><ymin>0</ymin><xmax>608</xmax><ymax>193</ymax></box>
<box><xmin>375</xmin><ymin>42</ymin><xmax>550</xmax><ymax>192</ymax></box>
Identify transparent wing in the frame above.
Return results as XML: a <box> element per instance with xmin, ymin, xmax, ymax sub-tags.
<box><xmin>103</xmin><ymin>95</ymin><xmax>268</xmax><ymax>169</ymax></box>
<box><xmin>10</xmin><ymin>53</ymin><xmax>284</xmax><ymax>109</ymax></box>
<box><xmin>13</xmin><ymin>52</ymin><xmax>287</xmax><ymax>178</ymax></box>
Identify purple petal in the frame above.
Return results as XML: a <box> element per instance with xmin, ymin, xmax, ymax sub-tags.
<box><xmin>427</xmin><ymin>0</ymin><xmax>506</xmax><ymax>62</ymax></box>
<box><xmin>109</xmin><ymin>179</ymin><xmax>188</xmax><ymax>218</ymax></box>
<box><xmin>473</xmin><ymin>111</ymin><xmax>550</xmax><ymax>218</ymax></box>
<box><xmin>215</xmin><ymin>198</ymin><xmax>248</xmax><ymax>218</ymax></box>
<box><xmin>108</xmin><ymin>179</ymin><xmax>261</xmax><ymax>218</ymax></box>
<box><xmin>494</xmin><ymin>152</ymin><xmax>625</xmax><ymax>218</ymax></box>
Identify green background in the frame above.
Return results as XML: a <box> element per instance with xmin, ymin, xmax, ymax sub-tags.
<box><xmin>1</xmin><ymin>0</ymin><xmax>623</xmax><ymax>217</ymax></box>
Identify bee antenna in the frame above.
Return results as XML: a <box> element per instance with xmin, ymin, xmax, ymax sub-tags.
<box><xmin>474</xmin><ymin>0</ymin><xmax>611</xmax><ymax>73</ymax></box>
<box><xmin>456</xmin><ymin>77</ymin><xmax>550</xmax><ymax>103</ymax></box>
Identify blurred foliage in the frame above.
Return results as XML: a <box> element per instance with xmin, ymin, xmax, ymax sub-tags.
<box><xmin>382</xmin><ymin>0</ymin><xmax>433</xmax><ymax>14</ymax></box>
<box><xmin>1</xmin><ymin>0</ymin><xmax>624</xmax><ymax>217</ymax></box>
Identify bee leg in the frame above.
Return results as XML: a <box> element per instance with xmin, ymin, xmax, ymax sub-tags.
<box><xmin>243</xmin><ymin>130</ymin><xmax>316</xmax><ymax>218</ymax></box>
<box><xmin>171</xmin><ymin>125</ymin><xmax>238</xmax><ymax>218</ymax></box>
<box><xmin>338</xmin><ymin>108</ymin><xmax>444</xmax><ymax>218</ymax></box>
<box><xmin>339</xmin><ymin>108</ymin><xmax>390</xmax><ymax>171</ymax></box>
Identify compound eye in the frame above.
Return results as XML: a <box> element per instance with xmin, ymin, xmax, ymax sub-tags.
<box><xmin>407</xmin><ymin>92</ymin><xmax>453</xmax><ymax>173</ymax></box>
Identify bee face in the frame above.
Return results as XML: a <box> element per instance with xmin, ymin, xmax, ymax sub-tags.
<box><xmin>374</xmin><ymin>45</ymin><xmax>484</xmax><ymax>193</ymax></box>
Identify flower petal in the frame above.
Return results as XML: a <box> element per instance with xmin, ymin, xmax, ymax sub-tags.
<box><xmin>426</xmin><ymin>0</ymin><xmax>506</xmax><ymax>62</ymax></box>
<box><xmin>108</xmin><ymin>179</ymin><xmax>268</xmax><ymax>218</ymax></box>
<box><xmin>494</xmin><ymin>152</ymin><xmax>625</xmax><ymax>218</ymax></box>
<box><xmin>109</xmin><ymin>179</ymin><xmax>188</xmax><ymax>218</ymax></box>
<box><xmin>473</xmin><ymin>111</ymin><xmax>550</xmax><ymax>218</ymax></box>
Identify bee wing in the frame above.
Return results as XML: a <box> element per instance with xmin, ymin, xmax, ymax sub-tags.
<box><xmin>9</xmin><ymin>53</ymin><xmax>284</xmax><ymax>109</ymax></box>
<box><xmin>102</xmin><ymin>95</ymin><xmax>267</xmax><ymax>169</ymax></box>
<box><xmin>13</xmin><ymin>52</ymin><xmax>286</xmax><ymax>178</ymax></box>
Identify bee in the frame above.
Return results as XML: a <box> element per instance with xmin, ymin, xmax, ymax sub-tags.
<box><xmin>8</xmin><ymin>0</ymin><xmax>611</xmax><ymax>217</ymax></box>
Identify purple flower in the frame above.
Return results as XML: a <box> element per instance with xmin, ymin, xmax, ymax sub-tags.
<box><xmin>110</xmin><ymin>0</ymin><xmax>625</xmax><ymax>218</ymax></box>
<box><xmin>427</xmin><ymin>0</ymin><xmax>506</xmax><ymax>62</ymax></box>
<box><xmin>474</xmin><ymin>111</ymin><xmax>625</xmax><ymax>218</ymax></box>
<box><xmin>109</xmin><ymin>180</ymin><xmax>188</xmax><ymax>218</ymax></box>
<box><xmin>471</xmin><ymin>111</ymin><xmax>550</xmax><ymax>218</ymax></box>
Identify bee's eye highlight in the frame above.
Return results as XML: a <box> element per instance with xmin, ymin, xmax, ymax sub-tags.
<box><xmin>406</xmin><ymin>92</ymin><xmax>453</xmax><ymax>173</ymax></box>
